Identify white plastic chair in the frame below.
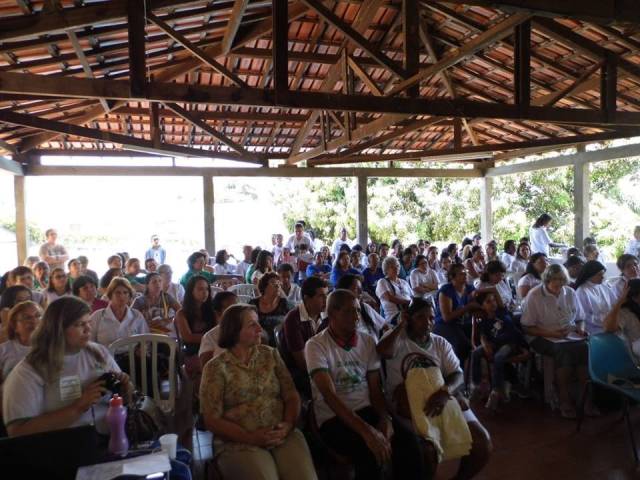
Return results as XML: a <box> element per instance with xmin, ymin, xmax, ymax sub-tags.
<box><xmin>228</xmin><ymin>283</ymin><xmax>259</xmax><ymax>298</ymax></box>
<box><xmin>236</xmin><ymin>294</ymin><xmax>252</xmax><ymax>303</ymax></box>
<box><xmin>109</xmin><ymin>334</ymin><xmax>178</xmax><ymax>414</ymax></box>
<box><xmin>210</xmin><ymin>286</ymin><xmax>224</xmax><ymax>298</ymax></box>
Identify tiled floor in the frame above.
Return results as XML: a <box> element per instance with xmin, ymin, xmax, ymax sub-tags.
<box><xmin>190</xmin><ymin>397</ymin><xmax>640</xmax><ymax>480</ymax></box>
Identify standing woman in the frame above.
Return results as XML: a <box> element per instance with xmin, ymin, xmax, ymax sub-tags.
<box><xmin>2</xmin><ymin>297</ymin><xmax>130</xmax><ymax>437</ymax></box>
<box><xmin>43</xmin><ymin>267</ymin><xmax>72</xmax><ymax>306</ymax></box>
<box><xmin>175</xmin><ymin>275</ymin><xmax>215</xmax><ymax>388</ymax></box>
<box><xmin>529</xmin><ymin>213</ymin><xmax>566</xmax><ymax>256</ymax></box>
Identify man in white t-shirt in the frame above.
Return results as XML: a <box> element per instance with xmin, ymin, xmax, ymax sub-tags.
<box><xmin>332</xmin><ymin>227</ymin><xmax>352</xmax><ymax>258</ymax></box>
<box><xmin>305</xmin><ymin>289</ymin><xmax>393</xmax><ymax>479</ymax></box>
<box><xmin>376</xmin><ymin>298</ymin><xmax>492</xmax><ymax>479</ymax></box>
<box><xmin>286</xmin><ymin>222</ymin><xmax>314</xmax><ymax>255</ymax></box>
<box><xmin>234</xmin><ymin>245</ymin><xmax>253</xmax><ymax>279</ymax></box>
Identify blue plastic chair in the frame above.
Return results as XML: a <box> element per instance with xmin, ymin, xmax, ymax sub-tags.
<box><xmin>578</xmin><ymin>333</ymin><xmax>640</xmax><ymax>464</ymax></box>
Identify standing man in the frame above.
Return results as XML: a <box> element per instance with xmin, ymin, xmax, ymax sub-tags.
<box><xmin>286</xmin><ymin>222</ymin><xmax>314</xmax><ymax>255</ymax></box>
<box><xmin>145</xmin><ymin>234</ymin><xmax>166</xmax><ymax>265</ymax></box>
<box><xmin>332</xmin><ymin>227</ymin><xmax>352</xmax><ymax>259</ymax></box>
<box><xmin>39</xmin><ymin>229</ymin><xmax>69</xmax><ymax>270</ymax></box>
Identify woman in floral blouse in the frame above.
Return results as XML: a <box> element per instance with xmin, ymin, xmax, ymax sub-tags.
<box><xmin>200</xmin><ymin>304</ymin><xmax>317</xmax><ymax>480</ymax></box>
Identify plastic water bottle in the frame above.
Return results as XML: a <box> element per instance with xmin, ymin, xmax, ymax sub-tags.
<box><xmin>106</xmin><ymin>394</ymin><xmax>129</xmax><ymax>457</ymax></box>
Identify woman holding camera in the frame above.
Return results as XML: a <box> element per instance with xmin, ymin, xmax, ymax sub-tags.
<box><xmin>2</xmin><ymin>296</ymin><xmax>130</xmax><ymax>437</ymax></box>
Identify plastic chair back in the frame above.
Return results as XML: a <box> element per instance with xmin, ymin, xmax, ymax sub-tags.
<box><xmin>236</xmin><ymin>294</ymin><xmax>252</xmax><ymax>303</ymax></box>
<box><xmin>588</xmin><ymin>333</ymin><xmax>639</xmax><ymax>387</ymax></box>
<box><xmin>210</xmin><ymin>286</ymin><xmax>224</xmax><ymax>298</ymax></box>
<box><xmin>109</xmin><ymin>333</ymin><xmax>178</xmax><ymax>414</ymax></box>
<box><xmin>228</xmin><ymin>283</ymin><xmax>258</xmax><ymax>298</ymax></box>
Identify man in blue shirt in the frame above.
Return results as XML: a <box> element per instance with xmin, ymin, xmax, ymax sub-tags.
<box><xmin>145</xmin><ymin>234</ymin><xmax>166</xmax><ymax>265</ymax></box>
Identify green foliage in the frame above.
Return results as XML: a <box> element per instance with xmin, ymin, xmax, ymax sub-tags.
<box><xmin>0</xmin><ymin>218</ymin><xmax>43</xmax><ymax>243</ymax></box>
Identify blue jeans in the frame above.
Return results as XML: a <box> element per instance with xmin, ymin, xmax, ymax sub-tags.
<box><xmin>471</xmin><ymin>344</ymin><xmax>513</xmax><ymax>391</ymax></box>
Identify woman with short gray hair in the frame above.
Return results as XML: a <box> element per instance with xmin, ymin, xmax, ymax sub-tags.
<box><xmin>376</xmin><ymin>256</ymin><xmax>412</xmax><ymax>322</ymax></box>
<box><xmin>521</xmin><ymin>263</ymin><xmax>596</xmax><ymax>419</ymax></box>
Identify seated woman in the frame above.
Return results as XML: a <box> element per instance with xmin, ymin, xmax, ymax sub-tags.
<box><xmin>376</xmin><ymin>298</ymin><xmax>491</xmax><ymax>480</ymax></box>
<box><xmin>520</xmin><ymin>264</ymin><xmax>596</xmax><ymax>419</ymax></box>
<box><xmin>67</xmin><ymin>258</ymin><xmax>83</xmax><ymax>288</ymax></box>
<box><xmin>306</xmin><ymin>252</ymin><xmax>331</xmax><ymax>281</ymax></box>
<box><xmin>43</xmin><ymin>267</ymin><xmax>72</xmax><ymax>306</ymax></box>
<box><xmin>200</xmin><ymin>304</ymin><xmax>317</xmax><ymax>480</ymax></box>
<box><xmin>175</xmin><ymin>275</ymin><xmax>216</xmax><ymax>387</ymax></box>
<box><xmin>124</xmin><ymin>258</ymin><xmax>146</xmax><ymax>293</ymax></box>
<box><xmin>99</xmin><ymin>267</ymin><xmax>123</xmax><ymax>296</ymax></box>
<box><xmin>517</xmin><ymin>253</ymin><xmax>548</xmax><ymax>299</ymax></box>
<box><xmin>9</xmin><ymin>266</ymin><xmax>46</xmax><ymax>309</ymax></box>
<box><xmin>477</xmin><ymin>261</ymin><xmax>516</xmax><ymax>313</ymax></box>
<box><xmin>435</xmin><ymin>252</ymin><xmax>453</xmax><ymax>286</ymax></box>
<box><xmin>72</xmin><ymin>275</ymin><xmax>108</xmax><ymax>312</ymax></box>
<box><xmin>251</xmin><ymin>250</ymin><xmax>275</xmax><ymax>285</ymax></box>
<box><xmin>199</xmin><ymin>291</ymin><xmax>239</xmax><ymax>367</ymax></box>
<box><xmin>376</xmin><ymin>256</ymin><xmax>412</xmax><ymax>323</ymax></box>
<box><xmin>337</xmin><ymin>274</ymin><xmax>386</xmax><ymax>341</ymax></box>
<box><xmin>470</xmin><ymin>292</ymin><xmax>527</xmax><ymax>410</ymax></box>
<box><xmin>3</xmin><ymin>296</ymin><xmax>130</xmax><ymax>437</ymax></box>
<box><xmin>464</xmin><ymin>246</ymin><xmax>486</xmax><ymax>282</ymax></box>
<box><xmin>574</xmin><ymin>261</ymin><xmax>618</xmax><ymax>335</ymax></box>
<box><xmin>485</xmin><ymin>242</ymin><xmax>499</xmax><ymax>263</ymax></box>
<box><xmin>362</xmin><ymin>253</ymin><xmax>384</xmax><ymax>298</ymax></box>
<box><xmin>426</xmin><ymin>246</ymin><xmax>440</xmax><ymax>272</ymax></box>
<box><xmin>32</xmin><ymin>261</ymin><xmax>50</xmax><ymax>291</ymax></box>
<box><xmin>509</xmin><ymin>242</ymin><xmax>531</xmax><ymax>274</ymax></box>
<box><xmin>0</xmin><ymin>285</ymin><xmax>32</xmax><ymax>343</ymax></box>
<box><xmin>399</xmin><ymin>248</ymin><xmax>414</xmax><ymax>281</ymax></box>
<box><xmin>350</xmin><ymin>250</ymin><xmax>365</xmax><ymax>272</ymax></box>
<box><xmin>0</xmin><ymin>301</ymin><xmax>42</xmax><ymax>385</ymax></box>
<box><xmin>409</xmin><ymin>254</ymin><xmax>439</xmax><ymax>299</ymax></box>
<box><xmin>330</xmin><ymin>251</ymin><xmax>360</xmax><ymax>287</ymax></box>
<box><xmin>433</xmin><ymin>263</ymin><xmax>481</xmax><ymax>364</ymax></box>
<box><xmin>132</xmin><ymin>272</ymin><xmax>181</xmax><ymax>337</ymax></box>
<box><xmin>609</xmin><ymin>254</ymin><xmax>639</xmax><ymax>300</ymax></box>
<box><xmin>213</xmin><ymin>250</ymin><xmax>236</xmax><ymax>275</ymax></box>
<box><xmin>180</xmin><ymin>251</ymin><xmax>216</xmax><ymax>288</ymax></box>
<box><xmin>564</xmin><ymin>256</ymin><xmax>585</xmax><ymax>289</ymax></box>
<box><xmin>604</xmin><ymin>279</ymin><xmax>640</xmax><ymax>359</ymax></box>
<box><xmin>89</xmin><ymin>277</ymin><xmax>149</xmax><ymax>349</ymax></box>
<box><xmin>249</xmin><ymin>272</ymin><xmax>291</xmax><ymax>347</ymax></box>
<box><xmin>158</xmin><ymin>264</ymin><xmax>185</xmax><ymax>304</ymax></box>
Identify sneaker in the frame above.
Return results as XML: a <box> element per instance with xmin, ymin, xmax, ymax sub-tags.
<box><xmin>485</xmin><ymin>391</ymin><xmax>501</xmax><ymax>412</ymax></box>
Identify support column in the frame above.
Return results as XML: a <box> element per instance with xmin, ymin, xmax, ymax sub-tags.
<box><xmin>573</xmin><ymin>159</ymin><xmax>590</xmax><ymax>247</ymax></box>
<box><xmin>14</xmin><ymin>176</ymin><xmax>27</xmax><ymax>265</ymax></box>
<box><xmin>203</xmin><ymin>175</ymin><xmax>215</xmax><ymax>255</ymax></box>
<box><xmin>356</xmin><ymin>176</ymin><xmax>368</xmax><ymax>246</ymax></box>
<box><xmin>480</xmin><ymin>176</ymin><xmax>493</xmax><ymax>241</ymax></box>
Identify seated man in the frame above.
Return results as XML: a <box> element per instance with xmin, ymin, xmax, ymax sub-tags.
<box><xmin>377</xmin><ymin>297</ymin><xmax>492</xmax><ymax>480</ymax></box>
<box><xmin>305</xmin><ymin>289</ymin><xmax>393</xmax><ymax>480</ymax></box>
<box><xmin>282</xmin><ymin>276</ymin><xmax>328</xmax><ymax>396</ymax></box>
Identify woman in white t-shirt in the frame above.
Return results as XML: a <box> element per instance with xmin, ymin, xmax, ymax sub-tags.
<box><xmin>509</xmin><ymin>242</ymin><xmax>530</xmax><ymax>274</ymax></box>
<box><xmin>376</xmin><ymin>256</ymin><xmax>412</xmax><ymax>322</ymax></box>
<box><xmin>0</xmin><ymin>301</ymin><xmax>41</xmax><ymax>382</ymax></box>
<box><xmin>89</xmin><ymin>277</ymin><xmax>149</xmax><ymax>348</ymax></box>
<box><xmin>529</xmin><ymin>213</ymin><xmax>565</xmax><ymax>256</ymax></box>
<box><xmin>517</xmin><ymin>253</ymin><xmax>548</xmax><ymax>299</ymax></box>
<box><xmin>409</xmin><ymin>255</ymin><xmax>439</xmax><ymax>299</ymax></box>
<box><xmin>199</xmin><ymin>291</ymin><xmax>238</xmax><ymax>367</ymax></box>
<box><xmin>478</xmin><ymin>260</ymin><xmax>516</xmax><ymax>312</ymax></box>
<box><xmin>2</xmin><ymin>296</ymin><xmax>130</xmax><ymax>437</ymax></box>
<box><xmin>43</xmin><ymin>267</ymin><xmax>72</xmax><ymax>307</ymax></box>
<box><xmin>213</xmin><ymin>249</ymin><xmax>237</xmax><ymax>275</ymax></box>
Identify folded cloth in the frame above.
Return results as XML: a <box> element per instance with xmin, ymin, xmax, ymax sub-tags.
<box><xmin>405</xmin><ymin>366</ymin><xmax>472</xmax><ymax>462</ymax></box>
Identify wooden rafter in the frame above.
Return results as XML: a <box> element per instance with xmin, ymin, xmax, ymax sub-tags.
<box><xmin>127</xmin><ymin>0</ymin><xmax>147</xmax><ymax>97</ymax></box>
<box><xmin>146</xmin><ymin>12</ymin><xmax>247</xmax><ymax>88</ymax></box>
<box><xmin>388</xmin><ymin>12</ymin><xmax>533</xmax><ymax>96</ymax></box>
<box><xmin>0</xmin><ymin>109</ymin><xmax>264</xmax><ymax>163</ymax></box>
<box><xmin>221</xmin><ymin>0</ymin><xmax>250</xmax><ymax>55</ymax></box>
<box><xmin>347</xmin><ymin>56</ymin><xmax>383</xmax><ymax>96</ymax></box>
<box><xmin>299</xmin><ymin>0</ymin><xmax>406</xmax><ymax>78</ymax></box>
<box><xmin>163</xmin><ymin>102</ymin><xmax>263</xmax><ymax>162</ymax></box>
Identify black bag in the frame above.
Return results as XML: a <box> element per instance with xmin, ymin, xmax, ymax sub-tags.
<box><xmin>125</xmin><ymin>391</ymin><xmax>167</xmax><ymax>447</ymax></box>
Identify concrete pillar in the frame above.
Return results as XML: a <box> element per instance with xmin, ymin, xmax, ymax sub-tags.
<box><xmin>356</xmin><ymin>176</ymin><xmax>368</xmax><ymax>246</ymax></box>
<box><xmin>573</xmin><ymin>160</ymin><xmax>590</xmax><ymax>247</ymax></box>
<box><xmin>480</xmin><ymin>176</ymin><xmax>493</xmax><ymax>242</ymax></box>
<box><xmin>203</xmin><ymin>175</ymin><xmax>215</xmax><ymax>255</ymax></box>
<box><xmin>14</xmin><ymin>175</ymin><xmax>27</xmax><ymax>265</ymax></box>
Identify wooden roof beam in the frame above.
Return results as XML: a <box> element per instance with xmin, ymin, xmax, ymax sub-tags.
<box><xmin>0</xmin><ymin>109</ymin><xmax>262</xmax><ymax>163</ymax></box>
<box><xmin>163</xmin><ymin>102</ymin><xmax>264</xmax><ymax>163</ymax></box>
<box><xmin>425</xmin><ymin>0</ymin><xmax>640</xmax><ymax>25</ymax></box>
<box><xmin>146</xmin><ymin>12</ymin><xmax>247</xmax><ymax>88</ymax></box>
<box><xmin>388</xmin><ymin>12</ymin><xmax>533</xmax><ymax>96</ymax></box>
<box><xmin>221</xmin><ymin>0</ymin><xmax>250</xmax><ymax>55</ymax></box>
<box><xmin>299</xmin><ymin>0</ymin><xmax>407</xmax><ymax>78</ymax></box>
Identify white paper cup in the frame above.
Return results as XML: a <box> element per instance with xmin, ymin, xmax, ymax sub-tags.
<box><xmin>159</xmin><ymin>433</ymin><xmax>178</xmax><ymax>460</ymax></box>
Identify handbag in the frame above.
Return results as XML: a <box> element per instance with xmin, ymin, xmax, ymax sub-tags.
<box><xmin>125</xmin><ymin>390</ymin><xmax>167</xmax><ymax>447</ymax></box>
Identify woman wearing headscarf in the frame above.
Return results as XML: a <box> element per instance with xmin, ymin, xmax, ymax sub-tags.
<box><xmin>574</xmin><ymin>261</ymin><xmax>618</xmax><ymax>335</ymax></box>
